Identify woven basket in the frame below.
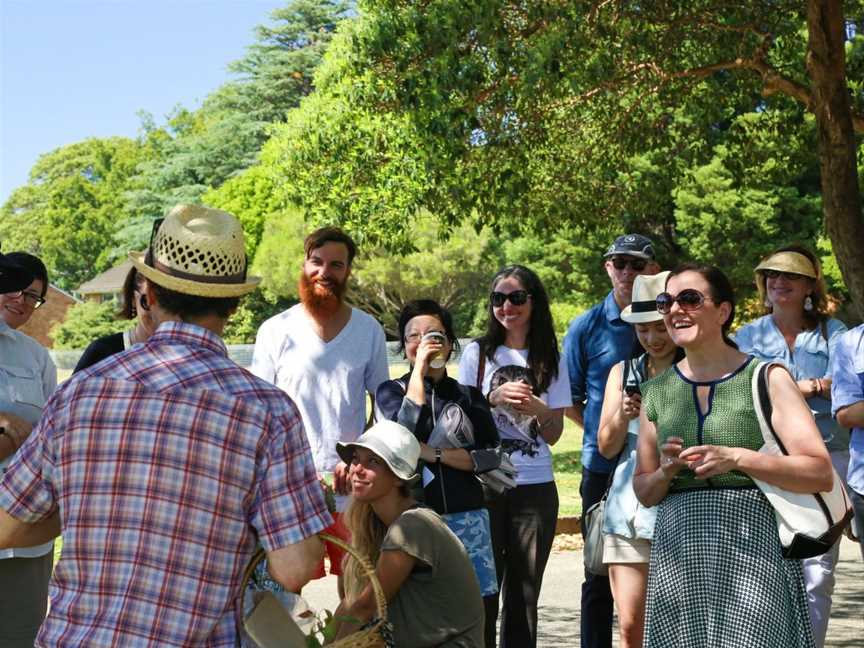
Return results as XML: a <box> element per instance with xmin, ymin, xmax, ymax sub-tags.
<box><xmin>241</xmin><ymin>532</ymin><xmax>388</xmax><ymax>648</ymax></box>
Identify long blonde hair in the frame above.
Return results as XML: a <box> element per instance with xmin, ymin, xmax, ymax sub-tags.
<box><xmin>341</xmin><ymin>483</ymin><xmax>413</xmax><ymax>604</ymax></box>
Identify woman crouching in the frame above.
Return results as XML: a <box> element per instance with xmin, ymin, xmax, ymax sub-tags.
<box><xmin>333</xmin><ymin>420</ymin><xmax>484</xmax><ymax>646</ymax></box>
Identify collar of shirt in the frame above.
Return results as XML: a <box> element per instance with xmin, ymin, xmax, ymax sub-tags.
<box><xmin>603</xmin><ymin>290</ymin><xmax>624</xmax><ymax>323</ymax></box>
<box><xmin>148</xmin><ymin>321</ymin><xmax>229</xmax><ymax>357</ymax></box>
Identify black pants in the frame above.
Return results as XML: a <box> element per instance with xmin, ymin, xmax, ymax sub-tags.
<box><xmin>485</xmin><ymin>481</ymin><xmax>558</xmax><ymax>648</ymax></box>
<box><xmin>0</xmin><ymin>552</ymin><xmax>53</xmax><ymax>647</ymax></box>
<box><xmin>580</xmin><ymin>467</ymin><xmax>613</xmax><ymax>648</ymax></box>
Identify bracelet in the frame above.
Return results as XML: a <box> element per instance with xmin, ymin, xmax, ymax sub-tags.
<box><xmin>435</xmin><ymin>447</ymin><xmax>442</xmax><ymax>463</ymax></box>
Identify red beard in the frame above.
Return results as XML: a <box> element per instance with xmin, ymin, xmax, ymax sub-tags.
<box><xmin>298</xmin><ymin>271</ymin><xmax>346</xmax><ymax>319</ymax></box>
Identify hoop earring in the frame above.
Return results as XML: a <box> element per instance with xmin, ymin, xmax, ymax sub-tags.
<box><xmin>804</xmin><ymin>295</ymin><xmax>814</xmax><ymax>312</ymax></box>
<box><xmin>139</xmin><ymin>293</ymin><xmax>150</xmax><ymax>312</ymax></box>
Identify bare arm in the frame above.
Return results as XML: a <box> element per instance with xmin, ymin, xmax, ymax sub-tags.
<box><xmin>266</xmin><ymin>535</ymin><xmax>325</xmax><ymax>593</ymax></box>
<box><xmin>565</xmin><ymin>402</ymin><xmax>584</xmax><ymax>427</ymax></box>
<box><xmin>490</xmin><ymin>382</ymin><xmax>564</xmax><ymax>445</ymax></box>
<box><xmin>0</xmin><ymin>509</ymin><xmax>61</xmax><ymax>549</ymax></box>
<box><xmin>418</xmin><ymin>443</ymin><xmax>474</xmax><ymax>471</ymax></box>
<box><xmin>837</xmin><ymin>401</ymin><xmax>864</xmax><ymax>429</ymax></box>
<box><xmin>0</xmin><ymin>413</ymin><xmax>33</xmax><ymax>461</ymax></box>
<box><xmin>333</xmin><ymin>548</ymin><xmax>415</xmax><ymax>640</ymax></box>
<box><xmin>632</xmin><ymin>410</ymin><xmax>687</xmax><ymax>507</ymax></box>
<box><xmin>597</xmin><ymin>364</ymin><xmax>639</xmax><ymax>459</ymax></box>
<box><xmin>680</xmin><ymin>366</ymin><xmax>832</xmax><ymax>493</ymax></box>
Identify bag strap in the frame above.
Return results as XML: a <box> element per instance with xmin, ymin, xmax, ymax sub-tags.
<box><xmin>476</xmin><ymin>346</ymin><xmax>486</xmax><ymax>390</ymax></box>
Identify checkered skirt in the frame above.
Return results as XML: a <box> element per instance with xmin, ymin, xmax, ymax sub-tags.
<box><xmin>644</xmin><ymin>487</ymin><xmax>815</xmax><ymax>648</ymax></box>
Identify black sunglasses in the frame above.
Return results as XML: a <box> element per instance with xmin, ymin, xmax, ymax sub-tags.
<box><xmin>762</xmin><ymin>269</ymin><xmax>806</xmax><ymax>281</ymax></box>
<box><xmin>610</xmin><ymin>257</ymin><xmax>647</xmax><ymax>272</ymax></box>
<box><xmin>656</xmin><ymin>289</ymin><xmax>713</xmax><ymax>314</ymax></box>
<box><xmin>490</xmin><ymin>290</ymin><xmax>531</xmax><ymax>307</ymax></box>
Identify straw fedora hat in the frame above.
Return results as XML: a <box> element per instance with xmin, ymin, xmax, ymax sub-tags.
<box><xmin>621</xmin><ymin>271</ymin><xmax>671</xmax><ymax>324</ymax></box>
<box><xmin>129</xmin><ymin>204</ymin><xmax>261</xmax><ymax>298</ymax></box>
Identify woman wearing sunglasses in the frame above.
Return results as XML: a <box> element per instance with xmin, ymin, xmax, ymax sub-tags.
<box><xmin>733</xmin><ymin>244</ymin><xmax>848</xmax><ymax>647</ymax></box>
<box><xmin>457</xmin><ymin>265</ymin><xmax>571</xmax><ymax>648</ymax></box>
<box><xmin>595</xmin><ymin>271</ymin><xmax>683</xmax><ymax>648</ymax></box>
<box><xmin>633</xmin><ymin>263</ymin><xmax>830</xmax><ymax>648</ymax></box>
<box><xmin>0</xmin><ymin>252</ymin><xmax>57</xmax><ymax>647</ymax></box>
<box><xmin>375</xmin><ymin>299</ymin><xmax>500</xmax><ymax>642</ymax></box>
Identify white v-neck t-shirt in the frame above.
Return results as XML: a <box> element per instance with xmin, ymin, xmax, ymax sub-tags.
<box><xmin>251</xmin><ymin>305</ymin><xmax>388</xmax><ymax>477</ymax></box>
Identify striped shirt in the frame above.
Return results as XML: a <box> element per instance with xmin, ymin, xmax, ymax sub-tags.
<box><xmin>0</xmin><ymin>322</ymin><xmax>331</xmax><ymax>647</ymax></box>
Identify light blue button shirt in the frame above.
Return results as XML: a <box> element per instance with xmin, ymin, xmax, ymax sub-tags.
<box><xmin>602</xmin><ymin>357</ymin><xmax>657</xmax><ymax>540</ymax></box>
<box><xmin>830</xmin><ymin>324</ymin><xmax>864</xmax><ymax>494</ymax></box>
<box><xmin>0</xmin><ymin>319</ymin><xmax>57</xmax><ymax>558</ymax></box>
<box><xmin>735</xmin><ymin>315</ymin><xmax>849</xmax><ymax>451</ymax></box>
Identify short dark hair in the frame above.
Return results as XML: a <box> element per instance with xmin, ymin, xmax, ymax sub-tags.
<box><xmin>396</xmin><ymin>299</ymin><xmax>460</xmax><ymax>356</ymax></box>
<box><xmin>150</xmin><ymin>282</ymin><xmax>240</xmax><ymax>320</ymax></box>
<box><xmin>304</xmin><ymin>227</ymin><xmax>357</xmax><ymax>265</ymax></box>
<box><xmin>667</xmin><ymin>262</ymin><xmax>738</xmax><ymax>349</ymax></box>
<box><xmin>4</xmin><ymin>252</ymin><xmax>48</xmax><ymax>297</ymax></box>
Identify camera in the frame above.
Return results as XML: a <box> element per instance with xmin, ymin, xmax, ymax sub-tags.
<box><xmin>624</xmin><ymin>384</ymin><xmax>641</xmax><ymax>397</ymax></box>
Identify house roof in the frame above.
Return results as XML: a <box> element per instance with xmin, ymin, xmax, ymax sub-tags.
<box><xmin>76</xmin><ymin>259</ymin><xmax>134</xmax><ymax>295</ymax></box>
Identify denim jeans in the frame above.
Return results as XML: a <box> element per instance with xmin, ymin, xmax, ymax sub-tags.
<box><xmin>485</xmin><ymin>481</ymin><xmax>558</xmax><ymax>648</ymax></box>
<box><xmin>580</xmin><ymin>467</ymin><xmax>614</xmax><ymax>648</ymax></box>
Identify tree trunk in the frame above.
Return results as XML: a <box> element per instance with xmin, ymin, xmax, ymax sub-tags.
<box><xmin>807</xmin><ymin>0</ymin><xmax>864</xmax><ymax>319</ymax></box>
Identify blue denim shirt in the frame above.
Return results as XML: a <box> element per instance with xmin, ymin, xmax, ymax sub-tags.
<box><xmin>735</xmin><ymin>315</ymin><xmax>849</xmax><ymax>451</ymax></box>
<box><xmin>564</xmin><ymin>291</ymin><xmax>636</xmax><ymax>472</ymax></box>
<box><xmin>831</xmin><ymin>324</ymin><xmax>864</xmax><ymax>494</ymax></box>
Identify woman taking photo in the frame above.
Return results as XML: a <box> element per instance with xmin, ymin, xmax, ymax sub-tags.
<box><xmin>0</xmin><ymin>252</ymin><xmax>57</xmax><ymax>647</ymax></box>
<box><xmin>375</xmin><ymin>300</ymin><xmax>500</xmax><ymax>622</ymax></box>
<box><xmin>457</xmin><ymin>265</ymin><xmax>571</xmax><ymax>648</ymax></box>
<box><xmin>596</xmin><ymin>271</ymin><xmax>680</xmax><ymax>648</ymax></box>
<box><xmin>334</xmin><ymin>420</ymin><xmax>484</xmax><ymax>646</ymax></box>
<box><xmin>734</xmin><ymin>244</ymin><xmax>847</xmax><ymax>647</ymax></box>
<box><xmin>634</xmin><ymin>263</ymin><xmax>831</xmax><ymax>648</ymax></box>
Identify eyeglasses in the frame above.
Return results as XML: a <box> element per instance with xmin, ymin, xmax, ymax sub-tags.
<box><xmin>762</xmin><ymin>269</ymin><xmax>807</xmax><ymax>281</ymax></box>
<box><xmin>490</xmin><ymin>290</ymin><xmax>531</xmax><ymax>307</ymax></box>
<box><xmin>655</xmin><ymin>289</ymin><xmax>713</xmax><ymax>314</ymax></box>
<box><xmin>9</xmin><ymin>290</ymin><xmax>46</xmax><ymax>309</ymax></box>
<box><xmin>610</xmin><ymin>257</ymin><xmax>647</xmax><ymax>272</ymax></box>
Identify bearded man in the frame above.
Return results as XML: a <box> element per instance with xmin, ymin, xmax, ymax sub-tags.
<box><xmin>251</xmin><ymin>226</ymin><xmax>388</xmax><ymax>581</ymax></box>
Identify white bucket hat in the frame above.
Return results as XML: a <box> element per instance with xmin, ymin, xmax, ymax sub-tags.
<box><xmin>621</xmin><ymin>271</ymin><xmax>671</xmax><ymax>324</ymax></box>
<box><xmin>336</xmin><ymin>420</ymin><xmax>420</xmax><ymax>482</ymax></box>
<box><xmin>129</xmin><ymin>204</ymin><xmax>261</xmax><ymax>298</ymax></box>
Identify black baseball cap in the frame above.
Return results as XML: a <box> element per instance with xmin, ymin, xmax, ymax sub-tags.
<box><xmin>0</xmin><ymin>252</ymin><xmax>33</xmax><ymax>293</ymax></box>
<box><xmin>603</xmin><ymin>234</ymin><xmax>655</xmax><ymax>260</ymax></box>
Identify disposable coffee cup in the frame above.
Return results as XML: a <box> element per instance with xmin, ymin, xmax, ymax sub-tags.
<box><xmin>422</xmin><ymin>331</ymin><xmax>447</xmax><ymax>369</ymax></box>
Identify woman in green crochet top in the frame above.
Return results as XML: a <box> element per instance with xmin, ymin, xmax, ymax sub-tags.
<box><xmin>632</xmin><ymin>263</ymin><xmax>832</xmax><ymax>648</ymax></box>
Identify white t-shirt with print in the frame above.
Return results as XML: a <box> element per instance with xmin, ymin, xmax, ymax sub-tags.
<box><xmin>251</xmin><ymin>305</ymin><xmax>389</xmax><ymax>476</ymax></box>
<box><xmin>458</xmin><ymin>341</ymin><xmax>572</xmax><ymax>485</ymax></box>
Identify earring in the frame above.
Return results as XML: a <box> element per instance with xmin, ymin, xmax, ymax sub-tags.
<box><xmin>139</xmin><ymin>293</ymin><xmax>150</xmax><ymax>312</ymax></box>
<box><xmin>804</xmin><ymin>295</ymin><xmax>814</xmax><ymax>311</ymax></box>
<box><xmin>764</xmin><ymin>298</ymin><xmax>772</xmax><ymax>308</ymax></box>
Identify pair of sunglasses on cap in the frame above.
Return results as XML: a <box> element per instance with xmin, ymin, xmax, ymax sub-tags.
<box><xmin>655</xmin><ymin>289</ymin><xmax>714</xmax><ymax>314</ymax></box>
<box><xmin>490</xmin><ymin>290</ymin><xmax>531</xmax><ymax>307</ymax></box>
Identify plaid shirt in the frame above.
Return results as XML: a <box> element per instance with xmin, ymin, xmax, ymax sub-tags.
<box><xmin>0</xmin><ymin>322</ymin><xmax>332</xmax><ymax>647</ymax></box>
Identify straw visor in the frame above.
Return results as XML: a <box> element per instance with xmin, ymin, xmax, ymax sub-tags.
<box><xmin>336</xmin><ymin>420</ymin><xmax>421</xmax><ymax>482</ymax></box>
<box><xmin>621</xmin><ymin>271</ymin><xmax>671</xmax><ymax>324</ymax></box>
<box><xmin>755</xmin><ymin>251</ymin><xmax>818</xmax><ymax>279</ymax></box>
<box><xmin>130</xmin><ymin>204</ymin><xmax>260</xmax><ymax>297</ymax></box>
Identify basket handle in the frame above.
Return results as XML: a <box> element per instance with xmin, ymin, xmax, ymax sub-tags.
<box><xmin>240</xmin><ymin>532</ymin><xmax>388</xmax><ymax>621</ymax></box>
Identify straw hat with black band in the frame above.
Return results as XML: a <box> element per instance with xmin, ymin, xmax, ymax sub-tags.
<box><xmin>129</xmin><ymin>204</ymin><xmax>261</xmax><ymax>297</ymax></box>
<box><xmin>0</xmin><ymin>251</ymin><xmax>33</xmax><ymax>294</ymax></box>
<box><xmin>621</xmin><ymin>271</ymin><xmax>671</xmax><ymax>324</ymax></box>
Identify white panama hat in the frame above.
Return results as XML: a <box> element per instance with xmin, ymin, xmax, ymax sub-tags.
<box><xmin>129</xmin><ymin>204</ymin><xmax>261</xmax><ymax>298</ymax></box>
<box><xmin>621</xmin><ymin>271</ymin><xmax>671</xmax><ymax>324</ymax></box>
<box><xmin>336</xmin><ymin>420</ymin><xmax>420</xmax><ymax>482</ymax></box>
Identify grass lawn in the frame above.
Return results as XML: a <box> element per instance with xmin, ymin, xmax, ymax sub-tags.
<box><xmin>552</xmin><ymin>419</ymin><xmax>583</xmax><ymax>517</ymax></box>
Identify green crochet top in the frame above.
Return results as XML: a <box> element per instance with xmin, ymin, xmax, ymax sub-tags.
<box><xmin>642</xmin><ymin>356</ymin><xmax>762</xmax><ymax>492</ymax></box>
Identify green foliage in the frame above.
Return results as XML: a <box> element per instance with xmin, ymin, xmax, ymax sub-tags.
<box><xmin>223</xmin><ymin>290</ymin><xmax>295</xmax><ymax>344</ymax></box>
<box><xmin>51</xmin><ymin>302</ymin><xmax>129</xmax><ymax>350</ymax></box>
<box><xmin>1</xmin><ymin>137</ymin><xmax>151</xmax><ymax>290</ymax></box>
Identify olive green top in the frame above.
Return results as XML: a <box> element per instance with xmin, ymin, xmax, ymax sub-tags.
<box><xmin>642</xmin><ymin>356</ymin><xmax>762</xmax><ymax>492</ymax></box>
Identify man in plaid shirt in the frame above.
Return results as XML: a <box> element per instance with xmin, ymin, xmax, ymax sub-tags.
<box><xmin>0</xmin><ymin>205</ymin><xmax>333</xmax><ymax>646</ymax></box>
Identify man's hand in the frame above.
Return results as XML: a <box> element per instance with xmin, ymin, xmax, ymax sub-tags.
<box><xmin>0</xmin><ymin>412</ymin><xmax>33</xmax><ymax>448</ymax></box>
<box><xmin>333</xmin><ymin>461</ymin><xmax>351</xmax><ymax>496</ymax></box>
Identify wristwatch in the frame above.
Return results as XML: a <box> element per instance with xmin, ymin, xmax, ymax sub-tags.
<box><xmin>435</xmin><ymin>447</ymin><xmax>442</xmax><ymax>463</ymax></box>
